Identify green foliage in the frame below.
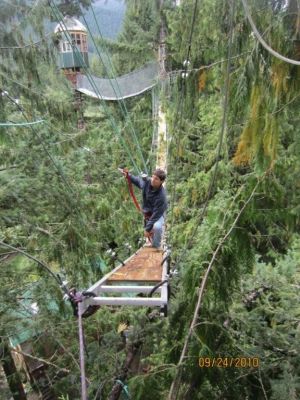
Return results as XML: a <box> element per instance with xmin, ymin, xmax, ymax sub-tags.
<box><xmin>1</xmin><ymin>1</ymin><xmax>300</xmax><ymax>399</ymax></box>
<box><xmin>55</xmin><ymin>0</ymin><xmax>93</xmax><ymax>19</ymax></box>
<box><xmin>102</xmin><ymin>0</ymin><xmax>160</xmax><ymax>74</ymax></box>
<box><xmin>228</xmin><ymin>237</ymin><xmax>300</xmax><ymax>399</ymax></box>
<box><xmin>0</xmin><ymin>1</ymin><xmax>154</xmax><ymax>396</ymax></box>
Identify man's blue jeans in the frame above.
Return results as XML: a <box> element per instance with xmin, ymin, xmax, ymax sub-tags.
<box><xmin>152</xmin><ymin>215</ymin><xmax>165</xmax><ymax>248</ymax></box>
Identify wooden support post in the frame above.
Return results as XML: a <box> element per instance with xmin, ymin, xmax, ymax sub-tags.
<box><xmin>75</xmin><ymin>90</ymin><xmax>85</xmax><ymax>130</ymax></box>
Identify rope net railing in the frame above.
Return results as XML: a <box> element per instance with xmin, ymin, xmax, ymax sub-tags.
<box><xmin>76</xmin><ymin>62</ymin><xmax>159</xmax><ymax>100</ymax></box>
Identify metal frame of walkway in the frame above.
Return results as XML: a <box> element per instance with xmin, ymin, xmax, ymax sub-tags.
<box><xmin>81</xmin><ymin>246</ymin><xmax>170</xmax><ymax>315</ymax></box>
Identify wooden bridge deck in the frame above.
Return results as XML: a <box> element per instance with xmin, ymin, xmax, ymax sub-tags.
<box><xmin>107</xmin><ymin>247</ymin><xmax>163</xmax><ymax>283</ymax></box>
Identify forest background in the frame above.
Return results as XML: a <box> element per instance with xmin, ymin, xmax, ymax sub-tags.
<box><xmin>0</xmin><ymin>0</ymin><xmax>299</xmax><ymax>399</ymax></box>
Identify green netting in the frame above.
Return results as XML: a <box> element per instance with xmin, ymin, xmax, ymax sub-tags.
<box><xmin>76</xmin><ymin>62</ymin><xmax>159</xmax><ymax>100</ymax></box>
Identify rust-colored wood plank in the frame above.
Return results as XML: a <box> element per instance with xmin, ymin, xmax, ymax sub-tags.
<box><xmin>108</xmin><ymin>247</ymin><xmax>163</xmax><ymax>282</ymax></box>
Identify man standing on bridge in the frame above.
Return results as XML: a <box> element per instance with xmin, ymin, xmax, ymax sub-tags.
<box><xmin>121</xmin><ymin>168</ymin><xmax>167</xmax><ymax>249</ymax></box>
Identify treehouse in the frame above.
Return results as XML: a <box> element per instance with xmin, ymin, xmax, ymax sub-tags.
<box><xmin>54</xmin><ymin>16</ymin><xmax>89</xmax><ymax>86</ymax></box>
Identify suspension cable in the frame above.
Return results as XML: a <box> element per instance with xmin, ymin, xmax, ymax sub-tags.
<box><xmin>2</xmin><ymin>92</ymin><xmax>93</xmax><ymax>235</ymax></box>
<box><xmin>1</xmin><ymin>68</ymin><xmax>137</xmax><ymax>227</ymax></box>
<box><xmin>0</xmin><ymin>119</ymin><xmax>45</xmax><ymax>126</ymax></box>
<box><xmin>0</xmin><ymin>33</ymin><xmax>52</xmax><ymax>50</ymax></box>
<box><xmin>241</xmin><ymin>0</ymin><xmax>300</xmax><ymax>65</ymax></box>
<box><xmin>49</xmin><ymin>0</ymin><xmax>140</xmax><ymax>173</ymax></box>
<box><xmin>87</xmin><ymin>2</ymin><xmax>149</xmax><ymax>174</ymax></box>
<box><xmin>3</xmin><ymin>92</ymin><xmax>75</xmax><ymax>194</ymax></box>
<box><xmin>78</xmin><ymin>302</ymin><xmax>88</xmax><ymax>400</ymax></box>
<box><xmin>168</xmin><ymin>0</ymin><xmax>200</xmax><ymax>242</ymax></box>
<box><xmin>1</xmin><ymin>0</ymin><xmax>41</xmax><ymax>30</ymax></box>
<box><xmin>168</xmin><ymin>180</ymin><xmax>259</xmax><ymax>400</ymax></box>
<box><xmin>43</xmin><ymin>120</ymin><xmax>138</xmax><ymax>219</ymax></box>
<box><xmin>168</xmin><ymin>3</ymin><xmax>235</xmax><ymax>398</ymax></box>
<box><xmin>173</xmin><ymin>0</ymin><xmax>235</xmax><ymax>274</ymax></box>
<box><xmin>0</xmin><ymin>72</ymin><xmax>67</xmax><ymax>101</ymax></box>
<box><xmin>0</xmin><ymin>240</ymin><xmax>62</xmax><ymax>287</ymax></box>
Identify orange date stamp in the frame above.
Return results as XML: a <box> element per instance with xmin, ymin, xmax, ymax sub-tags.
<box><xmin>198</xmin><ymin>357</ymin><xmax>259</xmax><ymax>368</ymax></box>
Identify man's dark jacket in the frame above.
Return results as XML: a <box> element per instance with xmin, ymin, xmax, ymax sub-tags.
<box><xmin>129</xmin><ymin>174</ymin><xmax>167</xmax><ymax>232</ymax></box>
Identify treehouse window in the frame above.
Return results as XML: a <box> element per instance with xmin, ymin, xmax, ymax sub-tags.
<box><xmin>61</xmin><ymin>41</ymin><xmax>72</xmax><ymax>53</ymax></box>
<box><xmin>81</xmin><ymin>35</ymin><xmax>88</xmax><ymax>52</ymax></box>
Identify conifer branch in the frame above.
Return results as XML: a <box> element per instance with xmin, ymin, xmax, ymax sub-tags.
<box><xmin>11</xmin><ymin>347</ymin><xmax>70</xmax><ymax>374</ymax></box>
<box><xmin>168</xmin><ymin>180</ymin><xmax>260</xmax><ymax>400</ymax></box>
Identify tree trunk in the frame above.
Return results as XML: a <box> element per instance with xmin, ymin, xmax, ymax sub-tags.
<box><xmin>0</xmin><ymin>339</ymin><xmax>27</xmax><ymax>400</ymax></box>
<box><xmin>108</xmin><ymin>341</ymin><xmax>142</xmax><ymax>400</ymax></box>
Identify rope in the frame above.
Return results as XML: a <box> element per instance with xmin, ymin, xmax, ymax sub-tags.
<box><xmin>78</xmin><ymin>302</ymin><xmax>88</xmax><ymax>400</ymax></box>
<box><xmin>241</xmin><ymin>0</ymin><xmax>300</xmax><ymax>65</ymax></box>
<box><xmin>49</xmin><ymin>1</ymin><xmax>140</xmax><ymax>174</ymax></box>
<box><xmin>171</xmin><ymin>0</ymin><xmax>235</xmax><ymax>273</ymax></box>
<box><xmin>168</xmin><ymin>180</ymin><xmax>260</xmax><ymax>400</ymax></box>
<box><xmin>50</xmin><ymin>1</ymin><xmax>137</xmax><ymax>171</ymax></box>
<box><xmin>82</xmin><ymin>13</ymin><xmax>148</xmax><ymax>174</ymax></box>
<box><xmin>88</xmin><ymin>2</ymin><xmax>149</xmax><ymax>174</ymax></box>
<box><xmin>1</xmin><ymin>0</ymin><xmax>40</xmax><ymax>26</ymax></box>
<box><xmin>0</xmin><ymin>86</ymin><xmax>137</xmax><ymax>231</ymax></box>
<box><xmin>0</xmin><ymin>119</ymin><xmax>45</xmax><ymax>126</ymax></box>
<box><xmin>0</xmin><ymin>240</ymin><xmax>62</xmax><ymax>287</ymax></box>
<box><xmin>115</xmin><ymin>380</ymin><xmax>131</xmax><ymax>399</ymax></box>
<box><xmin>149</xmin><ymin>279</ymin><xmax>168</xmax><ymax>297</ymax></box>
<box><xmin>168</xmin><ymin>3</ymin><xmax>235</xmax><ymax>397</ymax></box>
<box><xmin>0</xmin><ymin>33</ymin><xmax>52</xmax><ymax>50</ymax></box>
<box><xmin>168</xmin><ymin>0</ymin><xmax>201</xmax><ymax>242</ymax></box>
<box><xmin>44</xmin><ymin>121</ymin><xmax>134</xmax><ymax>212</ymax></box>
<box><xmin>186</xmin><ymin>0</ymin><xmax>199</xmax><ymax>63</ymax></box>
<box><xmin>2</xmin><ymin>92</ymin><xmax>75</xmax><ymax>194</ymax></box>
<box><xmin>0</xmin><ymin>72</ymin><xmax>67</xmax><ymax>102</ymax></box>
<box><xmin>2</xmin><ymin>91</ymin><xmax>92</xmax><ymax>235</ymax></box>
<box><xmin>125</xmin><ymin>174</ymin><xmax>142</xmax><ymax>212</ymax></box>
<box><xmin>2</xmin><ymin>7</ymin><xmax>141</xmax><ymax>260</ymax></box>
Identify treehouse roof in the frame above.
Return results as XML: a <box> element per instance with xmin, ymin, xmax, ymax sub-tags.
<box><xmin>54</xmin><ymin>16</ymin><xmax>87</xmax><ymax>34</ymax></box>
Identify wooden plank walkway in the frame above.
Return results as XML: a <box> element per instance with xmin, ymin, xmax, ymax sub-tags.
<box><xmin>107</xmin><ymin>247</ymin><xmax>163</xmax><ymax>283</ymax></box>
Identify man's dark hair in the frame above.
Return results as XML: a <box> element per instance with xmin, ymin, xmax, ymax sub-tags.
<box><xmin>153</xmin><ymin>168</ymin><xmax>166</xmax><ymax>182</ymax></box>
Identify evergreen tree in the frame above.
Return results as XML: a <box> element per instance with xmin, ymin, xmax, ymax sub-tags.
<box><xmin>1</xmin><ymin>0</ymin><xmax>299</xmax><ymax>399</ymax></box>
